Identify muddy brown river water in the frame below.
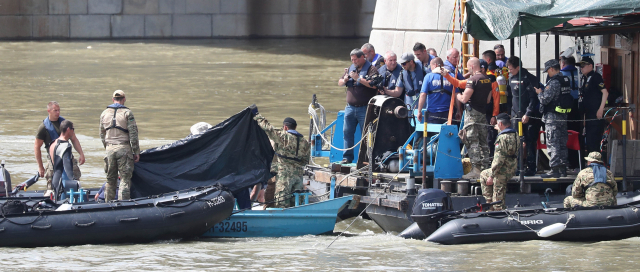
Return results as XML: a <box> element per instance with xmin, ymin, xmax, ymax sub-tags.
<box><xmin>1</xmin><ymin>40</ymin><xmax>639</xmax><ymax>271</ymax></box>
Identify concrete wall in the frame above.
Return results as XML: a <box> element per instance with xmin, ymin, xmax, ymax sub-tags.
<box><xmin>0</xmin><ymin>0</ymin><xmax>376</xmax><ymax>39</ymax></box>
<box><xmin>368</xmin><ymin>0</ymin><xmax>601</xmax><ymax>76</ymax></box>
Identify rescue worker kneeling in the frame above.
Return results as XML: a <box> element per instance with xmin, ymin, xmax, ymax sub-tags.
<box><xmin>478</xmin><ymin>113</ymin><xmax>519</xmax><ymax>211</ymax></box>
<box><xmin>564</xmin><ymin>152</ymin><xmax>617</xmax><ymax>208</ymax></box>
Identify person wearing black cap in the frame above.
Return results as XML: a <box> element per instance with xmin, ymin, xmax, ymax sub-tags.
<box><xmin>251</xmin><ymin>105</ymin><xmax>310</xmax><ymax>208</ymax></box>
<box><xmin>579</xmin><ymin>57</ymin><xmax>608</xmax><ymax>154</ymax></box>
<box><xmin>478</xmin><ymin>112</ymin><xmax>519</xmax><ymax>211</ymax></box>
<box><xmin>396</xmin><ymin>52</ymin><xmax>425</xmax><ymax>108</ymax></box>
<box><xmin>535</xmin><ymin>60</ymin><xmax>573</xmax><ymax>178</ymax></box>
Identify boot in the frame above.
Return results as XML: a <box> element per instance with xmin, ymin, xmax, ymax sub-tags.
<box><xmin>523</xmin><ymin>168</ymin><xmax>537</xmax><ymax>176</ymax></box>
<box><xmin>540</xmin><ymin>167</ymin><xmax>560</xmax><ymax>178</ymax></box>
<box><xmin>559</xmin><ymin>166</ymin><xmax>567</xmax><ymax>177</ymax></box>
<box><xmin>462</xmin><ymin>166</ymin><xmax>481</xmax><ymax>179</ymax></box>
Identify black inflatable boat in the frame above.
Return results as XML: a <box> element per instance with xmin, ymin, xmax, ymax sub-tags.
<box><xmin>0</xmin><ymin>184</ymin><xmax>234</xmax><ymax>247</ymax></box>
<box><xmin>411</xmin><ymin>189</ymin><xmax>640</xmax><ymax>245</ymax></box>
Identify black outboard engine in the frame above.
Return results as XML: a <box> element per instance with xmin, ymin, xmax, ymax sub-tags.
<box><xmin>0</xmin><ymin>160</ymin><xmax>12</xmax><ymax>197</ymax></box>
<box><xmin>410</xmin><ymin>189</ymin><xmax>453</xmax><ymax>236</ymax></box>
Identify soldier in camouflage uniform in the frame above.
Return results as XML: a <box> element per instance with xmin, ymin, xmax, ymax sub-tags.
<box><xmin>564</xmin><ymin>152</ymin><xmax>617</xmax><ymax>208</ymax></box>
<box><xmin>479</xmin><ymin>113</ymin><xmax>519</xmax><ymax>211</ymax></box>
<box><xmin>251</xmin><ymin>105</ymin><xmax>310</xmax><ymax>208</ymax></box>
<box><xmin>536</xmin><ymin>60</ymin><xmax>569</xmax><ymax>178</ymax></box>
<box><xmin>99</xmin><ymin>90</ymin><xmax>140</xmax><ymax>201</ymax></box>
<box><xmin>458</xmin><ymin>58</ymin><xmax>493</xmax><ymax>179</ymax></box>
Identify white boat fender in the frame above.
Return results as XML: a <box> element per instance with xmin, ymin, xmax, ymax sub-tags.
<box><xmin>55</xmin><ymin>203</ymin><xmax>73</xmax><ymax>211</ymax></box>
<box><xmin>536</xmin><ymin>214</ymin><xmax>575</xmax><ymax>238</ymax></box>
<box><xmin>537</xmin><ymin>223</ymin><xmax>566</xmax><ymax>237</ymax></box>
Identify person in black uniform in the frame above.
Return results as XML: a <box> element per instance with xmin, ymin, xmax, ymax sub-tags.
<box><xmin>578</xmin><ymin>57</ymin><xmax>608</xmax><ymax>154</ymax></box>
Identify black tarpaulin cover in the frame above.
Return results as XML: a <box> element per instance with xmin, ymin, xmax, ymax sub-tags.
<box><xmin>130</xmin><ymin>108</ymin><xmax>274</xmax><ymax>198</ymax></box>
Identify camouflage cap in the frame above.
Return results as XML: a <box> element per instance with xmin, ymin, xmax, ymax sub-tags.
<box><xmin>543</xmin><ymin>59</ymin><xmax>560</xmax><ymax>73</ymax></box>
<box><xmin>584</xmin><ymin>151</ymin><xmax>603</xmax><ymax>164</ymax></box>
<box><xmin>113</xmin><ymin>90</ymin><xmax>125</xmax><ymax>98</ymax></box>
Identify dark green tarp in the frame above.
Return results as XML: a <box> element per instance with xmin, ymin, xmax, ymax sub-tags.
<box><xmin>464</xmin><ymin>0</ymin><xmax>640</xmax><ymax>40</ymax></box>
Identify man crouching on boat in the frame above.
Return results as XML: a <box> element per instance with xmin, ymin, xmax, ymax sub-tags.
<box><xmin>564</xmin><ymin>152</ymin><xmax>617</xmax><ymax>208</ymax></box>
<box><xmin>478</xmin><ymin>113</ymin><xmax>519</xmax><ymax>211</ymax></box>
<box><xmin>250</xmin><ymin>104</ymin><xmax>310</xmax><ymax>208</ymax></box>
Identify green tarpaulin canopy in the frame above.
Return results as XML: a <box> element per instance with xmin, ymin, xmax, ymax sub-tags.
<box><xmin>464</xmin><ymin>0</ymin><xmax>640</xmax><ymax>40</ymax></box>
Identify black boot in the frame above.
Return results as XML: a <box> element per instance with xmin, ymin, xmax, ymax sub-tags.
<box><xmin>523</xmin><ymin>168</ymin><xmax>537</xmax><ymax>176</ymax></box>
<box><xmin>559</xmin><ymin>166</ymin><xmax>567</xmax><ymax>177</ymax></box>
<box><xmin>540</xmin><ymin>167</ymin><xmax>560</xmax><ymax>178</ymax></box>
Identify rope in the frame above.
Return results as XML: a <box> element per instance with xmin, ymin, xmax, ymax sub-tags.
<box><xmin>309</xmin><ymin>103</ymin><xmax>370</xmax><ymax>152</ymax></box>
<box><xmin>326</xmin><ymin>161</ymin><xmax>409</xmax><ymax>249</ymax></box>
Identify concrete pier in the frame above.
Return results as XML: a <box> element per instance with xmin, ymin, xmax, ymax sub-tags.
<box><xmin>0</xmin><ymin>0</ymin><xmax>376</xmax><ymax>39</ymax></box>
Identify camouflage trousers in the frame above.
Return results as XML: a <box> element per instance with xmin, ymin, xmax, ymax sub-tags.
<box><xmin>105</xmin><ymin>145</ymin><xmax>134</xmax><ymax>201</ymax></box>
<box><xmin>273</xmin><ymin>169</ymin><xmax>303</xmax><ymax>208</ymax></box>
<box><xmin>544</xmin><ymin>120</ymin><xmax>568</xmax><ymax>168</ymax></box>
<box><xmin>463</xmin><ymin>109</ymin><xmax>491</xmax><ymax>169</ymax></box>
<box><xmin>44</xmin><ymin>155</ymin><xmax>81</xmax><ymax>191</ymax></box>
<box><xmin>479</xmin><ymin>169</ymin><xmax>507</xmax><ymax>211</ymax></box>
<box><xmin>263</xmin><ymin>176</ymin><xmax>276</xmax><ymax>209</ymax></box>
<box><xmin>563</xmin><ymin>196</ymin><xmax>586</xmax><ymax>208</ymax></box>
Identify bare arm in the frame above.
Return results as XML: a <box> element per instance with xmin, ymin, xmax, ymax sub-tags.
<box><xmin>34</xmin><ymin>139</ymin><xmax>45</xmax><ymax>177</ymax></box>
<box><xmin>417</xmin><ymin>92</ymin><xmax>428</xmax><ymax>121</ymax></box>
<box><xmin>597</xmin><ymin>88</ymin><xmax>609</xmax><ymax>119</ymax></box>
<box><xmin>338</xmin><ymin>69</ymin><xmax>349</xmax><ymax>86</ymax></box>
<box><xmin>457</xmin><ymin>88</ymin><xmax>474</xmax><ymax>103</ymax></box>
<box><xmin>70</xmin><ymin>134</ymin><xmax>85</xmax><ymax>165</ymax></box>
<box><xmin>383</xmin><ymin>87</ymin><xmax>403</xmax><ymax>98</ymax></box>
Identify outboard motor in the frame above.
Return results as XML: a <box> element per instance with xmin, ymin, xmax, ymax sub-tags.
<box><xmin>0</xmin><ymin>160</ymin><xmax>12</xmax><ymax>197</ymax></box>
<box><xmin>410</xmin><ymin>189</ymin><xmax>453</xmax><ymax>236</ymax></box>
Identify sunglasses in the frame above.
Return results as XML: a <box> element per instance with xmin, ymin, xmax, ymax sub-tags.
<box><xmin>401</xmin><ymin>62</ymin><xmax>409</xmax><ymax>66</ymax></box>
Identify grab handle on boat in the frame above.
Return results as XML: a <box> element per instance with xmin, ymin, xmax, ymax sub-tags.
<box><xmin>119</xmin><ymin>217</ymin><xmax>139</xmax><ymax>223</ymax></box>
<box><xmin>31</xmin><ymin>225</ymin><xmax>52</xmax><ymax>230</ymax></box>
<box><xmin>167</xmin><ymin>211</ymin><xmax>185</xmax><ymax>218</ymax></box>
<box><xmin>607</xmin><ymin>215</ymin><xmax>624</xmax><ymax>221</ymax></box>
<box><xmin>75</xmin><ymin>221</ymin><xmax>96</xmax><ymax>227</ymax></box>
<box><xmin>462</xmin><ymin>223</ymin><xmax>479</xmax><ymax>229</ymax></box>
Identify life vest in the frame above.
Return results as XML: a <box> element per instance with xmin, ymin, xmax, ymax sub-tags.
<box><xmin>346</xmin><ymin>61</ymin><xmax>372</xmax><ymax>88</ymax></box>
<box><xmin>543</xmin><ymin>75</ymin><xmax>573</xmax><ymax>114</ymax></box>
<box><xmin>101</xmin><ymin>104</ymin><xmax>131</xmax><ymax>145</ymax></box>
<box><xmin>378</xmin><ymin>65</ymin><xmax>401</xmax><ymax>90</ymax></box>
<box><xmin>560</xmin><ymin>68</ymin><xmax>580</xmax><ymax>99</ymax></box>
<box><xmin>399</xmin><ymin>64</ymin><xmax>424</xmax><ymax>97</ymax></box>
<box><xmin>51</xmin><ymin>139</ymin><xmax>75</xmax><ymax>200</ymax></box>
<box><xmin>43</xmin><ymin>116</ymin><xmax>65</xmax><ymax>148</ymax></box>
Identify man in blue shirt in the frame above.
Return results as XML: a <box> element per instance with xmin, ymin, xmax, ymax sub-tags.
<box><xmin>416</xmin><ymin>57</ymin><xmax>459</xmax><ymax>124</ymax></box>
<box><xmin>413</xmin><ymin>42</ymin><xmax>434</xmax><ymax>74</ymax></box>
<box><xmin>378</xmin><ymin>51</ymin><xmax>403</xmax><ymax>98</ymax></box>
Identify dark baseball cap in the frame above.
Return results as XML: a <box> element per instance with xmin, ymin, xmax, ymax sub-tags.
<box><xmin>579</xmin><ymin>57</ymin><xmax>594</xmax><ymax>66</ymax></box>
<box><xmin>496</xmin><ymin>113</ymin><xmax>510</xmax><ymax>122</ymax></box>
<box><xmin>283</xmin><ymin>117</ymin><xmax>297</xmax><ymax>127</ymax></box>
<box><xmin>479</xmin><ymin>59</ymin><xmax>488</xmax><ymax>70</ymax></box>
<box><xmin>543</xmin><ymin>59</ymin><xmax>560</xmax><ymax>73</ymax></box>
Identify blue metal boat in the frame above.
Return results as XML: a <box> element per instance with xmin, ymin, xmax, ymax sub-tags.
<box><xmin>202</xmin><ymin>195</ymin><xmax>353</xmax><ymax>238</ymax></box>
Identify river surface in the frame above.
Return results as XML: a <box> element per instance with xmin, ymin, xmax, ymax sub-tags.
<box><xmin>1</xmin><ymin>40</ymin><xmax>640</xmax><ymax>271</ymax></box>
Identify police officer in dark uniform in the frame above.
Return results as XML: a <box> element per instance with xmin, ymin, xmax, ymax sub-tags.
<box><xmin>536</xmin><ymin>60</ymin><xmax>572</xmax><ymax>178</ymax></box>
<box><xmin>506</xmin><ymin>56</ymin><xmax>542</xmax><ymax>176</ymax></box>
<box><xmin>578</xmin><ymin>57</ymin><xmax>609</xmax><ymax>154</ymax></box>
